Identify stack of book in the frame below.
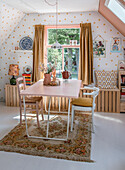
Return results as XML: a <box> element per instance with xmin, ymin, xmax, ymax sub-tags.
<box><xmin>121</xmin><ymin>75</ymin><xmax>125</xmax><ymax>85</ymax></box>
<box><xmin>22</xmin><ymin>74</ymin><xmax>32</xmax><ymax>86</ymax></box>
<box><xmin>121</xmin><ymin>75</ymin><xmax>125</xmax><ymax>100</ymax></box>
<box><xmin>121</xmin><ymin>87</ymin><xmax>125</xmax><ymax>99</ymax></box>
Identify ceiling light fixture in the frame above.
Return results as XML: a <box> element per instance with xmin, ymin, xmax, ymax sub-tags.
<box><xmin>44</xmin><ymin>0</ymin><xmax>62</xmax><ymax>49</ymax></box>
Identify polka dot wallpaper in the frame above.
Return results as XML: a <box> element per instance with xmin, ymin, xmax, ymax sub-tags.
<box><xmin>0</xmin><ymin>2</ymin><xmax>25</xmax><ymax>44</ymax></box>
<box><xmin>0</xmin><ymin>2</ymin><xmax>125</xmax><ymax>101</ymax></box>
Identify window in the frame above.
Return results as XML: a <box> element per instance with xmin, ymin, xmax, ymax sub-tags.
<box><xmin>45</xmin><ymin>25</ymin><xmax>80</xmax><ymax>79</ymax></box>
<box><xmin>105</xmin><ymin>0</ymin><xmax>125</xmax><ymax>23</ymax></box>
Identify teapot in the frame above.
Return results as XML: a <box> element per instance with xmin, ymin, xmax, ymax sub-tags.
<box><xmin>62</xmin><ymin>70</ymin><xmax>70</xmax><ymax>79</ymax></box>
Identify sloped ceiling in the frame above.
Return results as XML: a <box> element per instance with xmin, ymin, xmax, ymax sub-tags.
<box><xmin>0</xmin><ymin>2</ymin><xmax>25</xmax><ymax>44</ymax></box>
<box><xmin>1</xmin><ymin>0</ymin><xmax>99</xmax><ymax>13</ymax></box>
<box><xmin>1</xmin><ymin>0</ymin><xmax>125</xmax><ymax>37</ymax></box>
<box><xmin>99</xmin><ymin>0</ymin><xmax>125</xmax><ymax>36</ymax></box>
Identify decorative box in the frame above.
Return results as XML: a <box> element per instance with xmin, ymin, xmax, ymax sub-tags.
<box><xmin>22</xmin><ymin>74</ymin><xmax>32</xmax><ymax>86</ymax></box>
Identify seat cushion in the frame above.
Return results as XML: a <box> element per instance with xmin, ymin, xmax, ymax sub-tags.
<box><xmin>21</xmin><ymin>96</ymin><xmax>43</xmax><ymax>103</ymax></box>
<box><xmin>71</xmin><ymin>97</ymin><xmax>93</xmax><ymax>107</ymax></box>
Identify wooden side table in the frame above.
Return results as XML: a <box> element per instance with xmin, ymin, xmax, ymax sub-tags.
<box><xmin>5</xmin><ymin>84</ymin><xmax>19</xmax><ymax>107</ymax></box>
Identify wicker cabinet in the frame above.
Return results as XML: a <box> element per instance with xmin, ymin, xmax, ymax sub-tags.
<box><xmin>5</xmin><ymin>84</ymin><xmax>19</xmax><ymax>106</ymax></box>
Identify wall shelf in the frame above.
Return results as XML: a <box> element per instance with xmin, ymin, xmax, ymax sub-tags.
<box><xmin>11</xmin><ymin>50</ymin><xmax>33</xmax><ymax>53</ymax></box>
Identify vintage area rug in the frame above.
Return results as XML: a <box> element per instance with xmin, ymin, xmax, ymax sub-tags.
<box><xmin>0</xmin><ymin>112</ymin><xmax>93</xmax><ymax>162</ymax></box>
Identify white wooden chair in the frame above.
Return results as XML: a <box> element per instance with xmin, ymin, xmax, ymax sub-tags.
<box><xmin>71</xmin><ymin>87</ymin><xmax>99</xmax><ymax>133</ymax></box>
<box><xmin>16</xmin><ymin>77</ymin><xmax>44</xmax><ymax>127</ymax></box>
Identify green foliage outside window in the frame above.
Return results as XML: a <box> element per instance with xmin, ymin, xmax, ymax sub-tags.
<box><xmin>47</xmin><ymin>28</ymin><xmax>80</xmax><ymax>79</ymax></box>
<box><xmin>47</xmin><ymin>49</ymin><xmax>62</xmax><ymax>70</ymax></box>
<box><xmin>48</xmin><ymin>28</ymin><xmax>80</xmax><ymax>45</ymax></box>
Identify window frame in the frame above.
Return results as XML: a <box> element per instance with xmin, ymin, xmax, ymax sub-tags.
<box><xmin>44</xmin><ymin>25</ymin><xmax>80</xmax><ymax>72</ymax></box>
<box><xmin>105</xmin><ymin>0</ymin><xmax>125</xmax><ymax>23</ymax></box>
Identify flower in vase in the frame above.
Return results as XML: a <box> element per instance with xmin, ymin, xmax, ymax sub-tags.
<box><xmin>39</xmin><ymin>63</ymin><xmax>55</xmax><ymax>74</ymax></box>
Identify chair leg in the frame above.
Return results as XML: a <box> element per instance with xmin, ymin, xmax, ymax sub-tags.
<box><xmin>71</xmin><ymin>106</ymin><xmax>74</xmax><ymax>132</ymax></box>
<box><xmin>58</xmin><ymin>97</ymin><xmax>60</xmax><ymax>112</ymax></box>
<box><xmin>92</xmin><ymin>107</ymin><xmax>94</xmax><ymax>133</ymax></box>
<box><xmin>36</xmin><ymin>101</ymin><xmax>40</xmax><ymax>128</ymax></box>
<box><xmin>20</xmin><ymin>104</ymin><xmax>22</xmax><ymax>125</ymax></box>
<box><xmin>41</xmin><ymin>99</ymin><xmax>44</xmax><ymax>121</ymax></box>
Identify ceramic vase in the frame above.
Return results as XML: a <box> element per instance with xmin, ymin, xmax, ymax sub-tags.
<box><xmin>62</xmin><ymin>70</ymin><xmax>70</xmax><ymax>79</ymax></box>
<box><xmin>44</xmin><ymin>73</ymin><xmax>51</xmax><ymax>85</ymax></box>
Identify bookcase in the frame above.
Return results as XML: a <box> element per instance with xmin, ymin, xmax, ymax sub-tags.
<box><xmin>119</xmin><ymin>70</ymin><xmax>125</xmax><ymax>112</ymax></box>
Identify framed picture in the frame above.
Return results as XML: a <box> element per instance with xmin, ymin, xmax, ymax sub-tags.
<box><xmin>111</xmin><ymin>37</ymin><xmax>122</xmax><ymax>53</ymax></box>
<box><xmin>118</xmin><ymin>60</ymin><xmax>125</xmax><ymax>70</ymax></box>
<box><xmin>93</xmin><ymin>40</ymin><xmax>106</xmax><ymax>58</ymax></box>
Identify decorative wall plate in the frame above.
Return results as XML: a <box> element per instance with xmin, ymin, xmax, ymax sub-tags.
<box><xmin>19</xmin><ymin>36</ymin><xmax>33</xmax><ymax>50</ymax></box>
<box><xmin>24</xmin><ymin>65</ymin><xmax>32</xmax><ymax>74</ymax></box>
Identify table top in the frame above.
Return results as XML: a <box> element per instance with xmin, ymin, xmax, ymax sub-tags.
<box><xmin>21</xmin><ymin>79</ymin><xmax>82</xmax><ymax>98</ymax></box>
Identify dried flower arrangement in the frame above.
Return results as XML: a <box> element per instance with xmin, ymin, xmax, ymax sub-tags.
<box><xmin>39</xmin><ymin>63</ymin><xmax>55</xmax><ymax>74</ymax></box>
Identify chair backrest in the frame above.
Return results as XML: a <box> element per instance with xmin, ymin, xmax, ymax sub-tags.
<box><xmin>91</xmin><ymin>87</ymin><xmax>99</xmax><ymax>106</ymax></box>
<box><xmin>82</xmin><ymin>86</ymin><xmax>99</xmax><ymax>107</ymax></box>
<box><xmin>16</xmin><ymin>77</ymin><xmax>26</xmax><ymax>105</ymax></box>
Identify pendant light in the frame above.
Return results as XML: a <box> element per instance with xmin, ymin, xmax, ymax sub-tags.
<box><xmin>45</xmin><ymin>0</ymin><xmax>62</xmax><ymax>49</ymax></box>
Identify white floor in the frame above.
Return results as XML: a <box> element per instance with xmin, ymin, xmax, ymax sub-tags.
<box><xmin>0</xmin><ymin>102</ymin><xmax>125</xmax><ymax>170</ymax></box>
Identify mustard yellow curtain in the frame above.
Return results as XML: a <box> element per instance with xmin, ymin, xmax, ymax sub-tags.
<box><xmin>32</xmin><ymin>25</ymin><xmax>45</xmax><ymax>83</ymax></box>
<box><xmin>78</xmin><ymin>23</ymin><xmax>93</xmax><ymax>85</ymax></box>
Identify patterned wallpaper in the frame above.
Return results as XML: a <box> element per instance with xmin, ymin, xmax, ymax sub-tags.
<box><xmin>0</xmin><ymin>2</ymin><xmax>25</xmax><ymax>44</ymax></box>
<box><xmin>0</xmin><ymin>3</ymin><xmax>125</xmax><ymax>101</ymax></box>
<box><xmin>0</xmin><ymin>2</ymin><xmax>25</xmax><ymax>101</ymax></box>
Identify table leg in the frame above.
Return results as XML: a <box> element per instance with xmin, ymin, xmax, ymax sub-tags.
<box><xmin>67</xmin><ymin>98</ymin><xmax>70</xmax><ymax>139</ymax></box>
<box><xmin>23</xmin><ymin>96</ymin><xmax>29</xmax><ymax>137</ymax></box>
<box><xmin>45</xmin><ymin>97</ymin><xmax>47</xmax><ymax>112</ymax></box>
<box><xmin>23</xmin><ymin>96</ymin><xmax>70</xmax><ymax>141</ymax></box>
<box><xmin>46</xmin><ymin>96</ymin><xmax>51</xmax><ymax>138</ymax></box>
<box><xmin>58</xmin><ymin>97</ymin><xmax>60</xmax><ymax>112</ymax></box>
<box><xmin>45</xmin><ymin>96</ymin><xmax>67</xmax><ymax>114</ymax></box>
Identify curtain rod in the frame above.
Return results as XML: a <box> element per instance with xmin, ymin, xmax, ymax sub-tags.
<box><xmin>33</xmin><ymin>24</ymin><xmax>80</xmax><ymax>27</ymax></box>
